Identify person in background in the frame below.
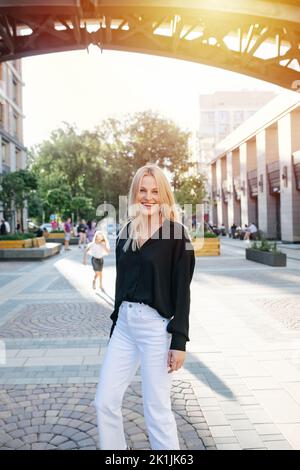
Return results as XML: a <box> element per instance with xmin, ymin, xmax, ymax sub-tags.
<box><xmin>0</xmin><ymin>219</ymin><xmax>7</xmax><ymax>235</ymax></box>
<box><xmin>16</xmin><ymin>220</ymin><xmax>21</xmax><ymax>233</ymax></box>
<box><xmin>64</xmin><ymin>218</ymin><xmax>72</xmax><ymax>251</ymax></box>
<box><xmin>249</xmin><ymin>222</ymin><xmax>258</xmax><ymax>240</ymax></box>
<box><xmin>243</xmin><ymin>224</ymin><xmax>251</xmax><ymax>241</ymax></box>
<box><xmin>51</xmin><ymin>219</ymin><xmax>58</xmax><ymax>230</ymax></box>
<box><xmin>86</xmin><ymin>220</ymin><xmax>96</xmax><ymax>243</ymax></box>
<box><xmin>77</xmin><ymin>219</ymin><xmax>87</xmax><ymax>249</ymax></box>
<box><xmin>230</xmin><ymin>223</ymin><xmax>237</xmax><ymax>239</ymax></box>
<box><xmin>83</xmin><ymin>230</ymin><xmax>110</xmax><ymax>290</ymax></box>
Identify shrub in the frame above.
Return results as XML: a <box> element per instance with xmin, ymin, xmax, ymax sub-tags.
<box><xmin>0</xmin><ymin>232</ymin><xmax>35</xmax><ymax>240</ymax></box>
<box><xmin>190</xmin><ymin>229</ymin><xmax>217</xmax><ymax>240</ymax></box>
<box><xmin>250</xmin><ymin>238</ymin><xmax>282</xmax><ymax>253</ymax></box>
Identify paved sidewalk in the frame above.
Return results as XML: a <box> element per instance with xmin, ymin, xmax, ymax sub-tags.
<box><xmin>1</xmin><ymin>238</ymin><xmax>300</xmax><ymax>450</ymax></box>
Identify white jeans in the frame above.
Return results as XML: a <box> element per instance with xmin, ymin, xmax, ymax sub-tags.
<box><xmin>94</xmin><ymin>301</ymin><xmax>180</xmax><ymax>450</ymax></box>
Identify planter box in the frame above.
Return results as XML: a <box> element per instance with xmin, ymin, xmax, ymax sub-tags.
<box><xmin>0</xmin><ymin>239</ymin><xmax>33</xmax><ymax>249</ymax></box>
<box><xmin>47</xmin><ymin>232</ymin><xmax>65</xmax><ymax>239</ymax></box>
<box><xmin>192</xmin><ymin>238</ymin><xmax>220</xmax><ymax>256</ymax></box>
<box><xmin>32</xmin><ymin>237</ymin><xmax>46</xmax><ymax>247</ymax></box>
<box><xmin>246</xmin><ymin>248</ymin><xmax>286</xmax><ymax>266</ymax></box>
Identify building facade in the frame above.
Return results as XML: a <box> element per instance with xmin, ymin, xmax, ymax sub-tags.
<box><xmin>198</xmin><ymin>90</ymin><xmax>276</xmax><ymax>166</ymax></box>
<box><xmin>0</xmin><ymin>60</ymin><xmax>27</xmax><ymax>230</ymax></box>
<box><xmin>209</xmin><ymin>92</ymin><xmax>300</xmax><ymax>243</ymax></box>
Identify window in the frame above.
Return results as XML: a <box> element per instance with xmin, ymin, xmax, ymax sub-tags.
<box><xmin>202</xmin><ymin>111</ymin><xmax>214</xmax><ymax>123</ymax></box>
<box><xmin>12</xmin><ymin>78</ymin><xmax>18</xmax><ymax>104</ymax></box>
<box><xmin>234</xmin><ymin>110</ymin><xmax>244</xmax><ymax>123</ymax></box>
<box><xmin>0</xmin><ymin>103</ymin><xmax>3</xmax><ymax>127</ymax></box>
<box><xmin>12</xmin><ymin>113</ymin><xmax>18</xmax><ymax>137</ymax></box>
<box><xmin>218</xmin><ymin>124</ymin><xmax>230</xmax><ymax>137</ymax></box>
<box><xmin>218</xmin><ymin>111</ymin><xmax>229</xmax><ymax>123</ymax></box>
<box><xmin>16</xmin><ymin>149</ymin><xmax>22</xmax><ymax>169</ymax></box>
<box><xmin>1</xmin><ymin>142</ymin><xmax>10</xmax><ymax>173</ymax></box>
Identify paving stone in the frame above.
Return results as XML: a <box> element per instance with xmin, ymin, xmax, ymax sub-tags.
<box><xmin>50</xmin><ymin>435</ymin><xmax>69</xmax><ymax>446</ymax></box>
<box><xmin>234</xmin><ymin>430</ymin><xmax>265</xmax><ymax>449</ymax></box>
<box><xmin>38</xmin><ymin>424</ymin><xmax>53</xmax><ymax>433</ymax></box>
<box><xmin>79</xmin><ymin>438</ymin><xmax>96</xmax><ymax>447</ymax></box>
<box><xmin>3</xmin><ymin>423</ymin><xmax>18</xmax><ymax>432</ymax></box>
<box><xmin>59</xmin><ymin>440</ymin><xmax>78</xmax><ymax>450</ymax></box>
<box><xmin>9</xmin><ymin>429</ymin><xmax>26</xmax><ymax>439</ymax></box>
<box><xmin>39</xmin><ymin>433</ymin><xmax>54</xmax><ymax>442</ymax></box>
<box><xmin>23</xmin><ymin>433</ymin><xmax>38</xmax><ymax>444</ymax></box>
<box><xmin>31</xmin><ymin>443</ymin><xmax>47</xmax><ymax>450</ymax></box>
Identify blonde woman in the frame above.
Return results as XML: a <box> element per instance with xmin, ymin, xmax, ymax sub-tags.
<box><xmin>83</xmin><ymin>230</ymin><xmax>110</xmax><ymax>290</ymax></box>
<box><xmin>94</xmin><ymin>164</ymin><xmax>195</xmax><ymax>450</ymax></box>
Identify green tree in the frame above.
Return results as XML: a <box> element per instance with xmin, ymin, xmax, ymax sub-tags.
<box><xmin>123</xmin><ymin>110</ymin><xmax>190</xmax><ymax>189</ymax></box>
<box><xmin>29</xmin><ymin>112</ymin><xmax>191</xmax><ymax>221</ymax></box>
<box><xmin>70</xmin><ymin>196</ymin><xmax>93</xmax><ymax>221</ymax></box>
<box><xmin>46</xmin><ymin>188</ymin><xmax>72</xmax><ymax>215</ymax></box>
<box><xmin>0</xmin><ymin>170</ymin><xmax>37</xmax><ymax>229</ymax></box>
<box><xmin>175</xmin><ymin>173</ymin><xmax>207</xmax><ymax>212</ymax></box>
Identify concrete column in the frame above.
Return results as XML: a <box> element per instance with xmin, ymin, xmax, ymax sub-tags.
<box><xmin>0</xmin><ymin>134</ymin><xmax>2</xmax><ymax>173</ymax></box>
<box><xmin>257</xmin><ymin>130</ymin><xmax>269</xmax><ymax>237</ymax></box>
<box><xmin>278</xmin><ymin>112</ymin><xmax>300</xmax><ymax>242</ymax></box>
<box><xmin>21</xmin><ymin>149</ymin><xmax>26</xmax><ymax>169</ymax></box>
<box><xmin>232</xmin><ymin>148</ymin><xmax>241</xmax><ymax>226</ymax></box>
<box><xmin>266</xmin><ymin>125</ymin><xmax>279</xmax><ymax>238</ymax></box>
<box><xmin>239</xmin><ymin>142</ymin><xmax>248</xmax><ymax>227</ymax></box>
<box><xmin>247</xmin><ymin>139</ymin><xmax>258</xmax><ymax>226</ymax></box>
<box><xmin>211</xmin><ymin>162</ymin><xmax>217</xmax><ymax>225</ymax></box>
<box><xmin>9</xmin><ymin>142</ymin><xmax>16</xmax><ymax>171</ymax></box>
<box><xmin>226</xmin><ymin>151</ymin><xmax>234</xmax><ymax>228</ymax></box>
<box><xmin>216</xmin><ymin>158</ymin><xmax>222</xmax><ymax>227</ymax></box>
<box><xmin>290</xmin><ymin>111</ymin><xmax>300</xmax><ymax>241</ymax></box>
<box><xmin>221</xmin><ymin>157</ymin><xmax>228</xmax><ymax>229</ymax></box>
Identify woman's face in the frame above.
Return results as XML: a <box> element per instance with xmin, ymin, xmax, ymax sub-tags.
<box><xmin>136</xmin><ymin>175</ymin><xmax>160</xmax><ymax>216</ymax></box>
<box><xmin>95</xmin><ymin>235</ymin><xmax>104</xmax><ymax>243</ymax></box>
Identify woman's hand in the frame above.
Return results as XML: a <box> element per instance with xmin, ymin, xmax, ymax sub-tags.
<box><xmin>167</xmin><ymin>350</ymin><xmax>186</xmax><ymax>373</ymax></box>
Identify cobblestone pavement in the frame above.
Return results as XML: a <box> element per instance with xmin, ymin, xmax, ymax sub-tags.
<box><xmin>1</xmin><ymin>238</ymin><xmax>300</xmax><ymax>450</ymax></box>
<box><xmin>0</xmin><ymin>381</ymin><xmax>208</xmax><ymax>450</ymax></box>
<box><xmin>0</xmin><ymin>244</ymin><xmax>212</xmax><ymax>450</ymax></box>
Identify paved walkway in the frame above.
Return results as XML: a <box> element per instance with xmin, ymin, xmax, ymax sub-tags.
<box><xmin>1</xmin><ymin>237</ymin><xmax>300</xmax><ymax>450</ymax></box>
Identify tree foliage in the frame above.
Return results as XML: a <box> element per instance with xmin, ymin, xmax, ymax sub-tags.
<box><xmin>28</xmin><ymin>112</ymin><xmax>192</xmax><ymax>223</ymax></box>
<box><xmin>175</xmin><ymin>173</ymin><xmax>207</xmax><ymax>211</ymax></box>
<box><xmin>0</xmin><ymin>169</ymin><xmax>37</xmax><ymax>227</ymax></box>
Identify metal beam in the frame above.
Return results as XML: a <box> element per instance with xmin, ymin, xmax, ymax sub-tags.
<box><xmin>1</xmin><ymin>1</ymin><xmax>300</xmax><ymax>90</ymax></box>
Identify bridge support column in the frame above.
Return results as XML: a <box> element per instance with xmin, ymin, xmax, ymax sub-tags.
<box><xmin>278</xmin><ymin>112</ymin><xmax>300</xmax><ymax>242</ymax></box>
<box><xmin>239</xmin><ymin>142</ymin><xmax>248</xmax><ymax>228</ymax></box>
<box><xmin>257</xmin><ymin>128</ymin><xmax>279</xmax><ymax>239</ymax></box>
<box><xmin>226</xmin><ymin>151</ymin><xmax>234</xmax><ymax>230</ymax></box>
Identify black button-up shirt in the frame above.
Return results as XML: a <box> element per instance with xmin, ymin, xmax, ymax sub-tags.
<box><xmin>110</xmin><ymin>219</ymin><xmax>195</xmax><ymax>351</ymax></box>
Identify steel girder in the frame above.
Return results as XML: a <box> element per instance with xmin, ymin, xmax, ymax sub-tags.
<box><xmin>1</xmin><ymin>1</ymin><xmax>300</xmax><ymax>90</ymax></box>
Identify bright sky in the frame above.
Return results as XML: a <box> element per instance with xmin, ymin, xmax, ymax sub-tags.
<box><xmin>22</xmin><ymin>45</ymin><xmax>282</xmax><ymax>149</ymax></box>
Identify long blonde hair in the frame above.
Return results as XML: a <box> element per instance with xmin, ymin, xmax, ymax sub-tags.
<box><xmin>120</xmin><ymin>164</ymin><xmax>181</xmax><ymax>251</ymax></box>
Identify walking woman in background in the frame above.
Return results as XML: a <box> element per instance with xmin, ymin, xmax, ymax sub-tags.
<box><xmin>83</xmin><ymin>230</ymin><xmax>110</xmax><ymax>290</ymax></box>
<box><xmin>94</xmin><ymin>163</ymin><xmax>195</xmax><ymax>450</ymax></box>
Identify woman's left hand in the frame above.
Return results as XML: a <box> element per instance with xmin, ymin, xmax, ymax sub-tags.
<box><xmin>167</xmin><ymin>350</ymin><xmax>186</xmax><ymax>373</ymax></box>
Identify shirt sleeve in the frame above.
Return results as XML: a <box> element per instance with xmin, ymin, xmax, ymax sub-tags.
<box><xmin>109</xmin><ymin>236</ymin><xmax>121</xmax><ymax>338</ymax></box>
<box><xmin>167</xmin><ymin>227</ymin><xmax>195</xmax><ymax>351</ymax></box>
